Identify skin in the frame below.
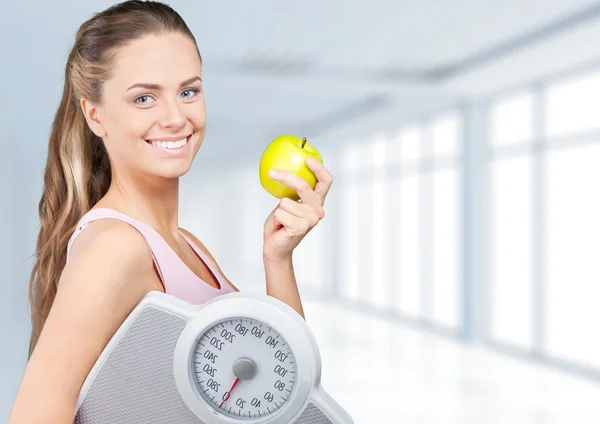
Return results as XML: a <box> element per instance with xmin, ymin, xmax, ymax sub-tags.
<box><xmin>8</xmin><ymin>32</ymin><xmax>333</xmax><ymax>423</ymax></box>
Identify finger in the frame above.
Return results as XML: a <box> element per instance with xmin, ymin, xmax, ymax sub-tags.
<box><xmin>277</xmin><ymin>197</ymin><xmax>304</xmax><ymax>217</ymax></box>
<box><xmin>305</xmin><ymin>158</ymin><xmax>334</xmax><ymax>204</ymax></box>
<box><xmin>278</xmin><ymin>198</ymin><xmax>323</xmax><ymax>226</ymax></box>
<box><xmin>264</xmin><ymin>208</ymin><xmax>280</xmax><ymax>234</ymax></box>
<box><xmin>268</xmin><ymin>169</ymin><xmax>320</xmax><ymax>209</ymax></box>
<box><xmin>274</xmin><ymin>209</ymin><xmax>310</xmax><ymax>237</ymax></box>
<box><xmin>273</xmin><ymin>208</ymin><xmax>295</xmax><ymax>228</ymax></box>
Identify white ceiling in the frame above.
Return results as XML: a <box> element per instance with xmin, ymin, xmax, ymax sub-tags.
<box><xmin>176</xmin><ymin>0</ymin><xmax>595</xmax><ymax>73</ymax></box>
<box><xmin>171</xmin><ymin>0</ymin><xmax>600</xmax><ymax>163</ymax></box>
<box><xmin>178</xmin><ymin>0</ymin><xmax>600</xmax><ymax>82</ymax></box>
<box><xmin>9</xmin><ymin>0</ymin><xmax>600</xmax><ymax>164</ymax></box>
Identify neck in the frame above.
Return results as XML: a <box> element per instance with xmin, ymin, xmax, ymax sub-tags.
<box><xmin>103</xmin><ymin>171</ymin><xmax>181</xmax><ymax>238</ymax></box>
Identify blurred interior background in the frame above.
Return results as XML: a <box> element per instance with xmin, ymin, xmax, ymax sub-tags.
<box><xmin>3</xmin><ymin>0</ymin><xmax>600</xmax><ymax>422</ymax></box>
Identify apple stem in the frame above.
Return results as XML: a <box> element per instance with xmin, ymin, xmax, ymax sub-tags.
<box><xmin>301</xmin><ymin>137</ymin><xmax>307</xmax><ymax>148</ymax></box>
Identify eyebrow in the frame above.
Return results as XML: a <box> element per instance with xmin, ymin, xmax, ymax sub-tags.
<box><xmin>126</xmin><ymin>76</ymin><xmax>202</xmax><ymax>91</ymax></box>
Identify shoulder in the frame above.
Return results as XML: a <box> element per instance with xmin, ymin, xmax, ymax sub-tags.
<box><xmin>61</xmin><ymin>219</ymin><xmax>158</xmax><ymax>298</ymax></box>
<box><xmin>69</xmin><ymin>218</ymin><xmax>153</xmax><ymax>269</ymax></box>
<box><xmin>55</xmin><ymin>218</ymin><xmax>160</xmax><ymax>334</ymax></box>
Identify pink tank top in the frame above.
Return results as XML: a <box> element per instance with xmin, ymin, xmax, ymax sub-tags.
<box><xmin>66</xmin><ymin>207</ymin><xmax>236</xmax><ymax>304</ymax></box>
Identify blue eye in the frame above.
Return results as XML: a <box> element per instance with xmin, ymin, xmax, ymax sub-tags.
<box><xmin>135</xmin><ymin>95</ymin><xmax>154</xmax><ymax>105</ymax></box>
<box><xmin>181</xmin><ymin>88</ymin><xmax>199</xmax><ymax>99</ymax></box>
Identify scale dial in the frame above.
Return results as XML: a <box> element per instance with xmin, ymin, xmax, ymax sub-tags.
<box><xmin>193</xmin><ymin>318</ymin><xmax>297</xmax><ymax>420</ymax></box>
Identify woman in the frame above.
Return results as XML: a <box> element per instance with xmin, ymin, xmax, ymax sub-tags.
<box><xmin>8</xmin><ymin>1</ymin><xmax>333</xmax><ymax>422</ymax></box>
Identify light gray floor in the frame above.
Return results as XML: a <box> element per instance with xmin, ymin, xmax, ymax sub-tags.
<box><xmin>303</xmin><ymin>300</ymin><xmax>600</xmax><ymax>424</ymax></box>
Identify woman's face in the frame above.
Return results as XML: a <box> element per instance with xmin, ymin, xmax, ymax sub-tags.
<box><xmin>94</xmin><ymin>31</ymin><xmax>205</xmax><ymax>180</ymax></box>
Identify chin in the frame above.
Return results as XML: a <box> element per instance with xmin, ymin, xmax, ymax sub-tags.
<box><xmin>156</xmin><ymin>161</ymin><xmax>194</xmax><ymax>179</ymax></box>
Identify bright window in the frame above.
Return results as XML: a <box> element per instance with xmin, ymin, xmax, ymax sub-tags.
<box><xmin>490</xmin><ymin>91</ymin><xmax>534</xmax><ymax>146</ymax></box>
<box><xmin>545</xmin><ymin>143</ymin><xmax>600</xmax><ymax>370</ymax></box>
<box><xmin>399</xmin><ymin>124</ymin><xmax>424</xmax><ymax>162</ymax></box>
<box><xmin>432</xmin><ymin>111</ymin><xmax>462</xmax><ymax>157</ymax></box>
<box><xmin>489</xmin><ymin>156</ymin><xmax>534</xmax><ymax>349</ymax></box>
<box><xmin>339</xmin><ymin>184</ymin><xmax>360</xmax><ymax>301</ymax></box>
<box><xmin>545</xmin><ymin>70</ymin><xmax>600</xmax><ymax>138</ymax></box>
<box><xmin>397</xmin><ymin>174</ymin><xmax>422</xmax><ymax>318</ymax></box>
<box><xmin>431</xmin><ymin>168</ymin><xmax>462</xmax><ymax>329</ymax></box>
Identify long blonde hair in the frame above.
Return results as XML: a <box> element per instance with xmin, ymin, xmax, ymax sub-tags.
<box><xmin>28</xmin><ymin>0</ymin><xmax>201</xmax><ymax>357</ymax></box>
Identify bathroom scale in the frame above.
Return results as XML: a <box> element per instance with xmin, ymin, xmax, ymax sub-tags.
<box><xmin>73</xmin><ymin>290</ymin><xmax>354</xmax><ymax>424</ymax></box>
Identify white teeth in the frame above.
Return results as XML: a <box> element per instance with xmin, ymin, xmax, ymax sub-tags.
<box><xmin>149</xmin><ymin>137</ymin><xmax>188</xmax><ymax>149</ymax></box>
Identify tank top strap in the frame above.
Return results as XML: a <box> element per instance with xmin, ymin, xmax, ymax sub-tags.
<box><xmin>66</xmin><ymin>207</ymin><xmax>235</xmax><ymax>302</ymax></box>
<box><xmin>66</xmin><ymin>208</ymin><xmax>169</xmax><ymax>283</ymax></box>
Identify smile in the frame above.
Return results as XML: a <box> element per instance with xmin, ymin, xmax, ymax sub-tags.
<box><xmin>144</xmin><ymin>133</ymin><xmax>192</xmax><ymax>151</ymax></box>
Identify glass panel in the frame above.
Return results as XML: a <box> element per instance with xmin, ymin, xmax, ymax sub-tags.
<box><xmin>341</xmin><ymin>143</ymin><xmax>361</xmax><ymax>170</ymax></box>
<box><xmin>489</xmin><ymin>156</ymin><xmax>534</xmax><ymax>349</ymax></box>
<box><xmin>399</xmin><ymin>124</ymin><xmax>424</xmax><ymax>162</ymax></box>
<box><xmin>490</xmin><ymin>91</ymin><xmax>534</xmax><ymax>146</ymax></box>
<box><xmin>545</xmin><ymin>70</ymin><xmax>600</xmax><ymax>138</ymax></box>
<box><xmin>545</xmin><ymin>143</ymin><xmax>600</xmax><ymax>370</ymax></box>
<box><xmin>371</xmin><ymin>134</ymin><xmax>387</xmax><ymax>167</ymax></box>
<box><xmin>339</xmin><ymin>184</ymin><xmax>360</xmax><ymax>301</ymax></box>
<box><xmin>431</xmin><ymin>168</ymin><xmax>462</xmax><ymax>329</ymax></box>
<box><xmin>371</xmin><ymin>178</ymin><xmax>387</xmax><ymax>308</ymax></box>
<box><xmin>432</xmin><ymin>111</ymin><xmax>462</xmax><ymax>157</ymax></box>
<box><xmin>357</xmin><ymin>183</ymin><xmax>373</xmax><ymax>301</ymax></box>
<box><xmin>386</xmin><ymin>129</ymin><xmax>402</xmax><ymax>163</ymax></box>
<box><xmin>396</xmin><ymin>174</ymin><xmax>422</xmax><ymax>318</ymax></box>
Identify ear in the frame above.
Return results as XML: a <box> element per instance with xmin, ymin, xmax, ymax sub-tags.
<box><xmin>80</xmin><ymin>97</ymin><xmax>107</xmax><ymax>138</ymax></box>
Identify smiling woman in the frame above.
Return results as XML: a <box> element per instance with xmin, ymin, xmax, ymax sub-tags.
<box><xmin>84</xmin><ymin>30</ymin><xmax>207</xmax><ymax>179</ymax></box>
<box><xmin>7</xmin><ymin>1</ymin><xmax>334</xmax><ymax>423</ymax></box>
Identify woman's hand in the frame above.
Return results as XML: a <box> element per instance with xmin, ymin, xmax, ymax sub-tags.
<box><xmin>262</xmin><ymin>157</ymin><xmax>334</xmax><ymax>262</ymax></box>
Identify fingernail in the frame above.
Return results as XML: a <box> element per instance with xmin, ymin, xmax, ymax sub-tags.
<box><xmin>268</xmin><ymin>169</ymin><xmax>277</xmax><ymax>177</ymax></box>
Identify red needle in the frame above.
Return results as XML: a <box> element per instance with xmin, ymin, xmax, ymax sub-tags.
<box><xmin>219</xmin><ymin>377</ymin><xmax>240</xmax><ymax>408</ymax></box>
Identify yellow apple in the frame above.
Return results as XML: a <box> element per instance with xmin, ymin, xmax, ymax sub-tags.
<box><xmin>259</xmin><ymin>134</ymin><xmax>323</xmax><ymax>200</ymax></box>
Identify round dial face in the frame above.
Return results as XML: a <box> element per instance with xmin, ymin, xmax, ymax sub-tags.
<box><xmin>193</xmin><ymin>318</ymin><xmax>297</xmax><ymax>420</ymax></box>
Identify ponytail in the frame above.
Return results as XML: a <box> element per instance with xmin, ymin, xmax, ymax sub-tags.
<box><xmin>27</xmin><ymin>70</ymin><xmax>110</xmax><ymax>358</ymax></box>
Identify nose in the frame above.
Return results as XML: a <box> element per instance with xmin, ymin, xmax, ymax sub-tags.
<box><xmin>158</xmin><ymin>99</ymin><xmax>186</xmax><ymax>130</ymax></box>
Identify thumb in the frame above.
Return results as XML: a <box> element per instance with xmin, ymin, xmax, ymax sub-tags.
<box><xmin>264</xmin><ymin>209</ymin><xmax>279</xmax><ymax>235</ymax></box>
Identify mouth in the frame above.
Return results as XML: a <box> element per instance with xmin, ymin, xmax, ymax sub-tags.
<box><xmin>144</xmin><ymin>133</ymin><xmax>192</xmax><ymax>151</ymax></box>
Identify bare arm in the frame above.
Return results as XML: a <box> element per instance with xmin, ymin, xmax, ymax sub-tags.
<box><xmin>263</xmin><ymin>255</ymin><xmax>304</xmax><ymax>319</ymax></box>
<box><xmin>8</xmin><ymin>221</ymin><xmax>158</xmax><ymax>423</ymax></box>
